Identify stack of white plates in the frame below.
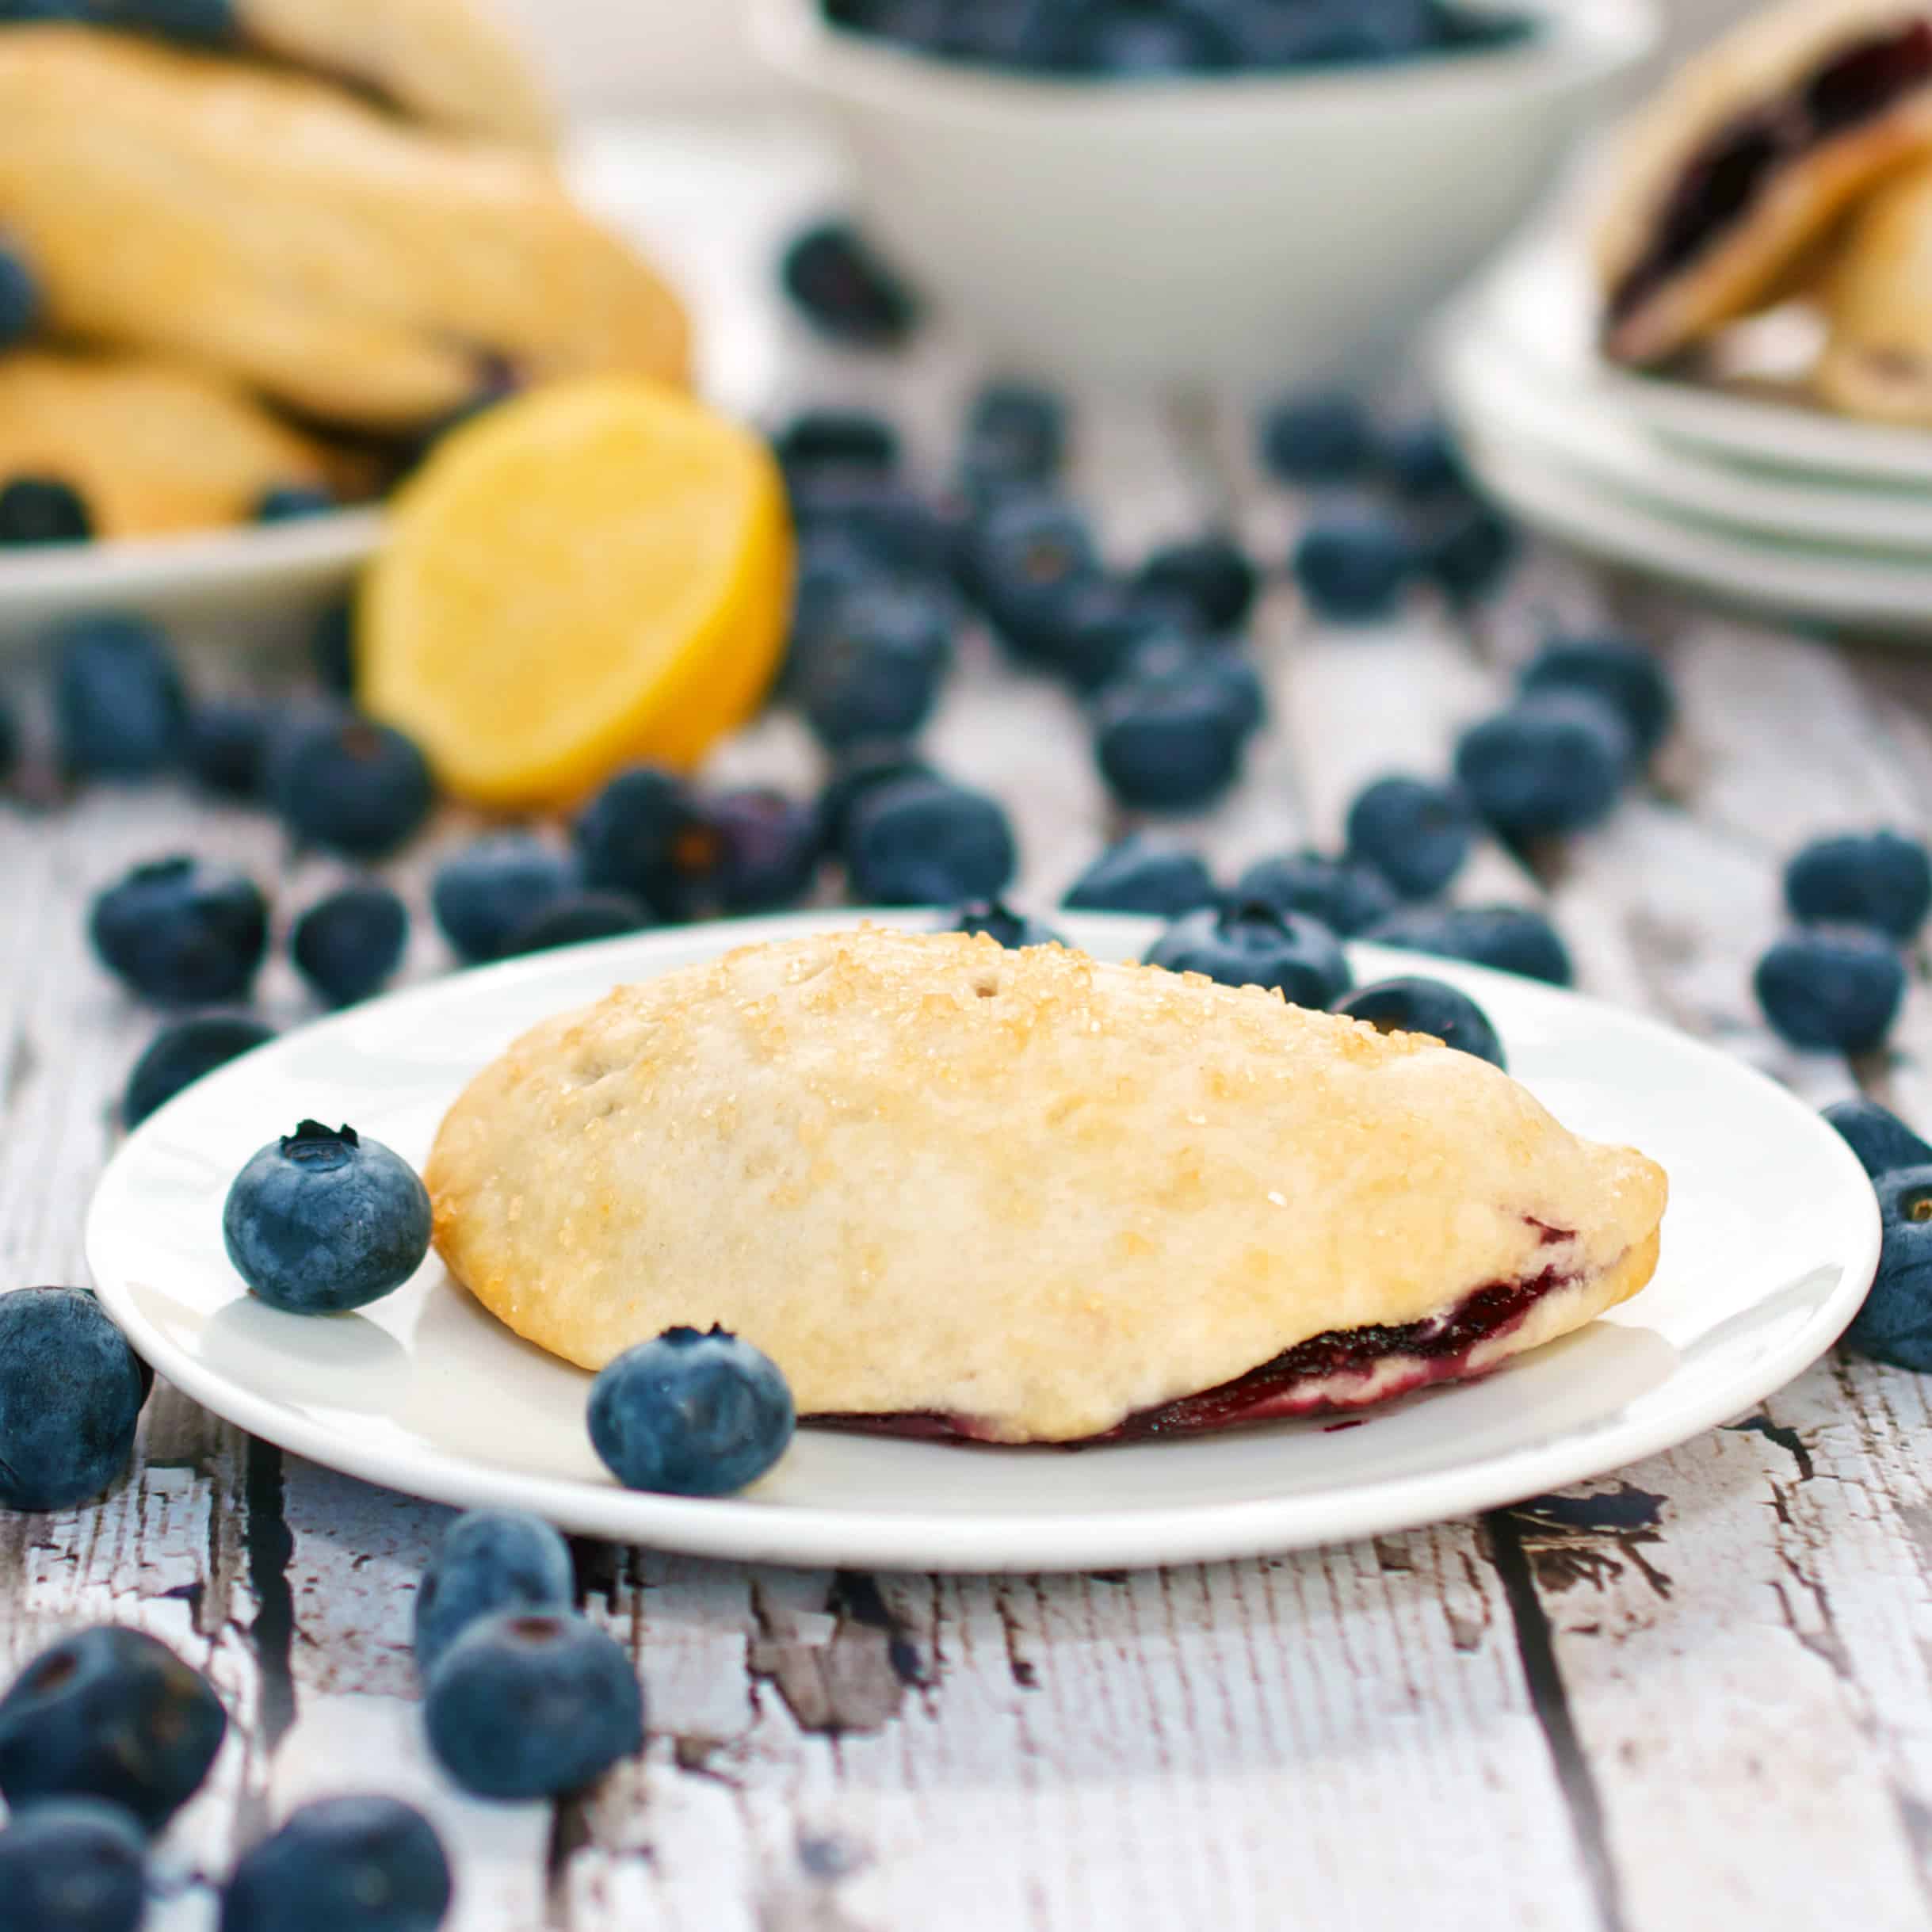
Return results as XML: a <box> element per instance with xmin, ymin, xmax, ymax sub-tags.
<box><xmin>1438</xmin><ymin>227</ymin><xmax>1932</xmax><ymax>634</ymax></box>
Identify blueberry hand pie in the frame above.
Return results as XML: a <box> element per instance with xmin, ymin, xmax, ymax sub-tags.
<box><xmin>1813</xmin><ymin>155</ymin><xmax>1932</xmax><ymax>420</ymax></box>
<box><xmin>1598</xmin><ymin>0</ymin><xmax>1932</xmax><ymax>365</ymax></box>
<box><xmin>428</xmin><ymin>930</ymin><xmax>1668</xmax><ymax>1446</ymax></box>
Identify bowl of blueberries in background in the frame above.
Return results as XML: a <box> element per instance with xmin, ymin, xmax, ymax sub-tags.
<box><xmin>753</xmin><ymin>0</ymin><xmax>1659</xmax><ymax>389</ymax></box>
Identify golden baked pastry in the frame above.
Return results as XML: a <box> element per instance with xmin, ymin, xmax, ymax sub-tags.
<box><xmin>1815</xmin><ymin>155</ymin><xmax>1932</xmax><ymax>421</ymax></box>
<box><xmin>428</xmin><ymin>930</ymin><xmax>1668</xmax><ymax>1447</ymax></box>
<box><xmin>0</xmin><ymin>348</ymin><xmax>344</xmax><ymax>538</ymax></box>
<box><xmin>0</xmin><ymin>28</ymin><xmax>687</xmax><ymax>433</ymax></box>
<box><xmin>1598</xmin><ymin>0</ymin><xmax>1932</xmax><ymax>366</ymax></box>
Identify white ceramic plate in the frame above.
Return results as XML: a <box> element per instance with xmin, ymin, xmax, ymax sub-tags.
<box><xmin>86</xmin><ymin>911</ymin><xmax>1880</xmax><ymax>1574</ymax></box>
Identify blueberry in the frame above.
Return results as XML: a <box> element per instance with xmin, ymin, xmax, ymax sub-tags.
<box><xmin>574</xmin><ymin>765</ymin><xmax>699</xmax><ymax>911</ymax></box>
<box><xmin>1092</xmin><ymin>652</ymin><xmax>1247</xmax><ymax>811</ymax></box>
<box><xmin>960</xmin><ymin>382</ymin><xmax>1067</xmax><ymax>494</ymax></box>
<box><xmin>846</xmin><ymin>776</ymin><xmax>1018</xmax><ymax>903</ymax></box>
<box><xmin>185</xmin><ymin>701</ymin><xmax>272</xmax><ymax>800</ymax></box>
<box><xmin>0</xmin><ymin>1289</ymin><xmax>148</xmax><ymax>1512</ymax></box>
<box><xmin>1785</xmin><ymin>831</ymin><xmax>1932</xmax><ymax>941</ymax></box>
<box><xmin>1133</xmin><ymin>535</ymin><xmax>1258</xmax><ymax>634</ymax></box>
<box><xmin>1380</xmin><ymin>418</ymin><xmax>1465</xmax><ymax>498</ymax></box>
<box><xmin>220</xmin><ymin>1796</ymin><xmax>450</xmax><ymax>1932</ymax></box>
<box><xmin>931</xmin><ymin>0</ymin><xmax>1078</xmax><ymax>66</ymax></box>
<box><xmin>0</xmin><ymin>246</ymin><xmax>39</xmax><ymax>349</ymax></box>
<box><xmin>1335</xmin><ymin>976</ymin><xmax>1506</xmax><ymax>1067</ymax></box>
<box><xmin>223</xmin><ymin>1122</ymin><xmax>433</xmax><ymax>1315</ymax></box>
<box><xmin>1063</xmin><ymin>837</ymin><xmax>1217</xmax><ymax>918</ymax></box>
<box><xmin>425</xmin><ymin>1610</ymin><xmax>643</xmax><ymax>1800</ymax></box>
<box><xmin>0</xmin><ymin>1799</ymin><xmax>146</xmax><ymax>1932</ymax></box>
<box><xmin>947</xmin><ymin>899</ymin><xmax>1066</xmax><ymax>949</ymax></box>
<box><xmin>414</xmin><ymin>1510</ymin><xmax>575</xmax><ymax>1682</ymax></box>
<box><xmin>1755</xmin><ymin>927</ymin><xmax>1906</xmax><ymax>1055</ymax></box>
<box><xmin>697</xmin><ymin>788</ymin><xmax>824</xmax><ymax>914</ymax></box>
<box><xmin>1426</xmin><ymin>498</ymin><xmax>1517</xmax><ymax>604</ymax></box>
<box><xmin>1083</xmin><ymin>3</ymin><xmax>1237</xmax><ymax>71</ymax></box>
<box><xmin>124</xmin><ymin>1016</ymin><xmax>274</xmax><ymax>1129</ymax></box>
<box><xmin>1823</xmin><ymin>1098</ymin><xmax>1932</xmax><ymax>1181</ymax></box>
<box><xmin>114</xmin><ymin>0</ymin><xmax>237</xmax><ymax>46</ymax></box>
<box><xmin>1454</xmin><ymin>695</ymin><xmax>1634</xmax><ymax>838</ymax></box>
<box><xmin>1844</xmin><ymin>1163</ymin><xmax>1932</xmax><ymax>1371</ymax></box>
<box><xmin>779</xmin><ymin>220</ymin><xmax>920</xmax><ymax>349</ymax></box>
<box><xmin>589</xmin><ymin>1325</ymin><xmax>796</xmax><ymax>1497</ymax></box>
<box><xmin>502</xmin><ymin>891</ymin><xmax>649</xmax><ymax>956</ymax></box>
<box><xmin>1258</xmin><ymin>393</ymin><xmax>1373</xmax><ymax>485</ymax></box>
<box><xmin>1147</xmin><ymin>902</ymin><xmax>1352</xmax><ymax>1006</ymax></box>
<box><xmin>291</xmin><ymin>884</ymin><xmax>408</xmax><ymax>1008</ymax></box>
<box><xmin>795</xmin><ymin>582</ymin><xmax>953</xmax><ymax>748</ymax></box>
<box><xmin>788</xmin><ymin>472</ymin><xmax>957</xmax><ymax>579</ymax></box>
<box><xmin>90</xmin><ymin>857</ymin><xmax>269</xmax><ymax>1005</ymax></box>
<box><xmin>1237</xmin><ymin>850</ymin><xmax>1398</xmax><ymax>937</ymax></box>
<box><xmin>254</xmin><ymin>483</ymin><xmax>335</xmax><ymax>524</ymax></box>
<box><xmin>819</xmin><ymin>747</ymin><xmax>936</xmax><ymax>851</ymax></box>
<box><xmin>272</xmin><ymin>715</ymin><xmax>435</xmax><ymax>857</ymax></box>
<box><xmin>1518</xmin><ymin>632</ymin><xmax>1675</xmax><ymax>762</ymax></box>
<box><xmin>1346</xmin><ymin>774</ymin><xmax>1475</xmax><ymax>899</ymax></box>
<box><xmin>0</xmin><ymin>477</ymin><xmax>91</xmax><ymax>546</ymax></box>
<box><xmin>1369</xmin><ymin>902</ymin><xmax>1573</xmax><ymax>985</ymax></box>
<box><xmin>776</xmin><ymin>408</ymin><xmax>900</xmax><ymax>486</ymax></box>
<box><xmin>432</xmin><ymin>834</ymin><xmax>579</xmax><ymax>964</ymax></box>
<box><xmin>53</xmin><ymin>613</ymin><xmax>186</xmax><ymax>777</ymax></box>
<box><xmin>1292</xmin><ymin>506</ymin><xmax>1416</xmax><ymax>623</ymax></box>
<box><xmin>971</xmin><ymin>494</ymin><xmax>1102</xmax><ymax>659</ymax></box>
<box><xmin>1038</xmin><ymin>578</ymin><xmax>1178</xmax><ymax>692</ymax></box>
<box><xmin>309</xmin><ymin>602</ymin><xmax>356</xmax><ymax>697</ymax></box>
<box><xmin>0</xmin><ymin>1628</ymin><xmax>225</xmax><ymax>1831</ymax></box>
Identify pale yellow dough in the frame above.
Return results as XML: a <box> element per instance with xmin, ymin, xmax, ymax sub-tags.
<box><xmin>429</xmin><ymin>930</ymin><xmax>1669</xmax><ymax>1445</ymax></box>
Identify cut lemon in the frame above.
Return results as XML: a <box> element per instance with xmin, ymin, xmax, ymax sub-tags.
<box><xmin>359</xmin><ymin>379</ymin><xmax>793</xmax><ymax>810</ymax></box>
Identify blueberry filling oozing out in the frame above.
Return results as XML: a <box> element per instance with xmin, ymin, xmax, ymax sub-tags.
<box><xmin>1609</xmin><ymin>23</ymin><xmax>1932</xmax><ymax>330</ymax></box>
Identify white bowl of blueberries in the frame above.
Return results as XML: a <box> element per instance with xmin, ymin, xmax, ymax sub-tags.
<box><xmin>754</xmin><ymin>0</ymin><xmax>1659</xmax><ymax>388</ymax></box>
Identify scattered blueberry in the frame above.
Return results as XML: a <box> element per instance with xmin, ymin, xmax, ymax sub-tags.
<box><xmin>780</xmin><ymin>220</ymin><xmax>919</xmax><ymax>349</ymax></box>
<box><xmin>1454</xmin><ymin>695</ymin><xmax>1633</xmax><ymax>838</ymax></box>
<box><xmin>1335</xmin><ymin>976</ymin><xmax>1506</xmax><ymax>1067</ymax></box>
<box><xmin>1133</xmin><ymin>534</ymin><xmax>1258</xmax><ymax>634</ymax></box>
<box><xmin>1236</xmin><ymin>849</ymin><xmax>1398</xmax><ymax>937</ymax></box>
<box><xmin>960</xmin><ymin>382</ymin><xmax>1067</xmax><ymax>494</ymax></box>
<box><xmin>1068</xmin><ymin>2</ymin><xmax>1235</xmax><ymax>71</ymax></box>
<box><xmin>185</xmin><ymin>701</ymin><xmax>272</xmax><ymax>799</ymax></box>
<box><xmin>432</xmin><ymin>834</ymin><xmax>580</xmax><ymax>964</ymax></box>
<box><xmin>1346</xmin><ymin>773</ymin><xmax>1475</xmax><ymax>899</ymax></box>
<box><xmin>1092</xmin><ymin>649</ymin><xmax>1248</xmax><ymax>811</ymax></box>
<box><xmin>1380</xmin><ymin>418</ymin><xmax>1464</xmax><ymax>498</ymax></box>
<box><xmin>272</xmin><ymin>715</ymin><xmax>435</xmax><ymax>857</ymax></box>
<box><xmin>1035</xmin><ymin>577</ymin><xmax>1177</xmax><ymax>692</ymax></box>
<box><xmin>292</xmin><ymin>884</ymin><xmax>408</xmax><ymax>1007</ymax></box>
<box><xmin>223</xmin><ymin>1122</ymin><xmax>433</xmax><ymax>1315</ymax></box>
<box><xmin>1785</xmin><ymin>831</ymin><xmax>1932</xmax><ymax>942</ymax></box>
<box><xmin>697</xmin><ymin>788</ymin><xmax>824</xmax><ymax>914</ymax></box>
<box><xmin>254</xmin><ymin>483</ymin><xmax>335</xmax><ymax>524</ymax></box>
<box><xmin>1258</xmin><ymin>392</ymin><xmax>1373</xmax><ymax>485</ymax></box>
<box><xmin>1292</xmin><ymin>506</ymin><xmax>1415</xmax><ymax>623</ymax></box>
<box><xmin>414</xmin><ymin>1510</ymin><xmax>575</xmax><ymax>1682</ymax></box>
<box><xmin>1062</xmin><ymin>837</ymin><xmax>1217</xmax><ymax>918</ymax></box>
<box><xmin>948</xmin><ymin>899</ymin><xmax>1066</xmax><ymax>948</ymax></box>
<box><xmin>1147</xmin><ymin>901</ymin><xmax>1352</xmax><ymax>1006</ymax></box>
<box><xmin>52</xmin><ymin>613</ymin><xmax>186</xmax><ymax>777</ymax></box>
<box><xmin>502</xmin><ymin>891</ymin><xmax>649</xmax><ymax>956</ymax></box>
<box><xmin>1369</xmin><ymin>902</ymin><xmax>1573</xmax><ymax>985</ymax></box>
<box><xmin>589</xmin><ymin>1326</ymin><xmax>796</xmax><ymax>1498</ymax></box>
<box><xmin>0</xmin><ymin>1627</ymin><xmax>225</xmax><ymax>1831</ymax></box>
<box><xmin>310</xmin><ymin>601</ymin><xmax>356</xmax><ymax>697</ymax></box>
<box><xmin>795</xmin><ymin>582</ymin><xmax>953</xmax><ymax>748</ymax></box>
<box><xmin>115</xmin><ymin>0</ymin><xmax>238</xmax><ymax>47</ymax></box>
<box><xmin>0</xmin><ymin>1289</ymin><xmax>147</xmax><ymax>1512</ymax></box>
<box><xmin>1755</xmin><ymin>928</ymin><xmax>1906</xmax><ymax>1055</ymax></box>
<box><xmin>90</xmin><ymin>857</ymin><xmax>269</xmax><ymax>1005</ymax></box>
<box><xmin>220</xmin><ymin>1796</ymin><xmax>451</xmax><ymax>1932</ymax></box>
<box><xmin>1518</xmin><ymin>632</ymin><xmax>1675</xmax><ymax>762</ymax></box>
<box><xmin>776</xmin><ymin>408</ymin><xmax>900</xmax><ymax>485</ymax></box>
<box><xmin>819</xmin><ymin>747</ymin><xmax>936</xmax><ymax>852</ymax></box>
<box><xmin>0</xmin><ymin>246</ymin><xmax>38</xmax><ymax>349</ymax></box>
<box><xmin>0</xmin><ymin>477</ymin><xmax>91</xmax><ymax>546</ymax></box>
<box><xmin>788</xmin><ymin>470</ymin><xmax>957</xmax><ymax>578</ymax></box>
<box><xmin>1844</xmin><ymin>1163</ymin><xmax>1932</xmax><ymax>1372</ymax></box>
<box><xmin>1426</xmin><ymin>497</ymin><xmax>1516</xmax><ymax>603</ymax></box>
<box><xmin>846</xmin><ymin>775</ymin><xmax>1018</xmax><ymax>903</ymax></box>
<box><xmin>1823</xmin><ymin>1098</ymin><xmax>1932</xmax><ymax>1181</ymax></box>
<box><xmin>425</xmin><ymin>1610</ymin><xmax>643</xmax><ymax>1800</ymax></box>
<box><xmin>0</xmin><ymin>1799</ymin><xmax>147</xmax><ymax>1932</ymax></box>
<box><xmin>574</xmin><ymin>766</ymin><xmax>699</xmax><ymax>911</ymax></box>
<box><xmin>124</xmin><ymin>1016</ymin><xmax>275</xmax><ymax>1129</ymax></box>
<box><xmin>971</xmin><ymin>494</ymin><xmax>1102</xmax><ymax>659</ymax></box>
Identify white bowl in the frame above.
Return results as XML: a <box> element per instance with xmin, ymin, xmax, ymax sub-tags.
<box><xmin>751</xmin><ymin>0</ymin><xmax>1659</xmax><ymax>390</ymax></box>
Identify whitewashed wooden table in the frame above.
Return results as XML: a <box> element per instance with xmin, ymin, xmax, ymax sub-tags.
<box><xmin>6</xmin><ymin>124</ymin><xmax>1932</xmax><ymax>1932</ymax></box>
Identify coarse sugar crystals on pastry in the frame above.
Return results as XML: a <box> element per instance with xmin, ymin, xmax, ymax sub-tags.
<box><xmin>427</xmin><ymin>928</ymin><xmax>1668</xmax><ymax>1446</ymax></box>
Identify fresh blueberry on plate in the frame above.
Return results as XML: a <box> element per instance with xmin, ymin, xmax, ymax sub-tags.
<box><xmin>1346</xmin><ymin>773</ymin><xmax>1475</xmax><ymax>900</ymax></box>
<box><xmin>779</xmin><ymin>219</ymin><xmax>920</xmax><ymax>348</ymax></box>
<box><xmin>254</xmin><ymin>483</ymin><xmax>335</xmax><ymax>524</ymax></box>
<box><xmin>776</xmin><ymin>407</ymin><xmax>901</xmax><ymax>486</ymax></box>
<box><xmin>1068</xmin><ymin>2</ymin><xmax>1235</xmax><ymax>72</ymax></box>
<box><xmin>53</xmin><ymin>613</ymin><xmax>187</xmax><ymax>777</ymax></box>
<box><xmin>1454</xmin><ymin>695</ymin><xmax>1634</xmax><ymax>838</ymax></box>
<box><xmin>1843</xmin><ymin>1163</ymin><xmax>1932</xmax><ymax>1372</ymax></box>
<box><xmin>501</xmin><ymin>890</ymin><xmax>650</xmax><ymax>956</ymax></box>
<box><xmin>0</xmin><ymin>1289</ymin><xmax>148</xmax><ymax>1512</ymax></box>
<box><xmin>0</xmin><ymin>1627</ymin><xmax>226</xmax><ymax>1831</ymax></box>
<box><xmin>1518</xmin><ymin>632</ymin><xmax>1675</xmax><ymax>762</ymax></box>
<box><xmin>1147</xmin><ymin>901</ymin><xmax>1352</xmax><ymax>1007</ymax></box>
<box><xmin>0</xmin><ymin>477</ymin><xmax>92</xmax><ymax>547</ymax></box>
<box><xmin>818</xmin><ymin>747</ymin><xmax>936</xmax><ymax>853</ymax></box>
<box><xmin>1823</xmin><ymin>1097</ymin><xmax>1932</xmax><ymax>1181</ymax></box>
<box><xmin>960</xmin><ymin>381</ymin><xmax>1067</xmax><ymax>492</ymax></box>
<box><xmin>1037</xmin><ymin>578</ymin><xmax>1176</xmax><ymax>693</ymax></box>
<box><xmin>1133</xmin><ymin>534</ymin><xmax>1259</xmax><ymax>635</ymax></box>
<box><xmin>0</xmin><ymin>1798</ymin><xmax>147</xmax><ymax>1932</ymax></box>
<box><xmin>1425</xmin><ymin>498</ymin><xmax>1516</xmax><ymax>604</ymax></box>
<box><xmin>1063</xmin><ymin>836</ymin><xmax>1217</xmax><ymax>918</ymax></box>
<box><xmin>90</xmin><ymin>857</ymin><xmax>269</xmax><ymax>1005</ymax></box>
<box><xmin>1369</xmin><ymin>902</ymin><xmax>1573</xmax><ymax>986</ymax></box>
<box><xmin>414</xmin><ymin>1510</ymin><xmax>575</xmax><ymax>1682</ymax></box>
<box><xmin>1258</xmin><ymin>392</ymin><xmax>1373</xmax><ymax>485</ymax></box>
<box><xmin>698</xmin><ymin>788</ymin><xmax>824</xmax><ymax>914</ymax></box>
<box><xmin>574</xmin><ymin>765</ymin><xmax>699</xmax><ymax>912</ymax></box>
<box><xmin>788</xmin><ymin>471</ymin><xmax>957</xmax><ymax>580</ymax></box>
<box><xmin>123</xmin><ymin>1015</ymin><xmax>274</xmax><ymax>1130</ymax></box>
<box><xmin>1292</xmin><ymin>505</ymin><xmax>1415</xmax><ymax>624</ymax></box>
<box><xmin>971</xmin><ymin>494</ymin><xmax>1102</xmax><ymax>659</ymax></box>
<box><xmin>795</xmin><ymin>581</ymin><xmax>953</xmax><ymax>749</ymax></box>
<box><xmin>1092</xmin><ymin>651</ymin><xmax>1249</xmax><ymax>811</ymax></box>
<box><xmin>223</xmin><ymin>1122</ymin><xmax>433</xmax><ymax>1315</ymax></box>
<box><xmin>1785</xmin><ymin>830</ymin><xmax>1932</xmax><ymax>941</ymax></box>
<box><xmin>948</xmin><ymin>899</ymin><xmax>1066</xmax><ymax>949</ymax></box>
<box><xmin>291</xmin><ymin>883</ymin><xmax>409</xmax><ymax>1008</ymax></box>
<box><xmin>309</xmin><ymin>601</ymin><xmax>356</xmax><ymax>697</ymax></box>
<box><xmin>589</xmin><ymin>1326</ymin><xmax>796</xmax><ymax>1498</ymax></box>
<box><xmin>432</xmin><ymin>834</ymin><xmax>580</xmax><ymax>964</ymax></box>
<box><xmin>1755</xmin><ymin>928</ymin><xmax>1907</xmax><ymax>1055</ymax></box>
<box><xmin>272</xmin><ymin>715</ymin><xmax>435</xmax><ymax>857</ymax></box>
<box><xmin>185</xmin><ymin>701</ymin><xmax>272</xmax><ymax>800</ymax></box>
<box><xmin>1379</xmin><ymin>418</ymin><xmax>1465</xmax><ymax>499</ymax></box>
<box><xmin>220</xmin><ymin>1796</ymin><xmax>451</xmax><ymax>1932</ymax></box>
<box><xmin>425</xmin><ymin>1610</ymin><xmax>643</xmax><ymax>1800</ymax></box>
<box><xmin>1335</xmin><ymin>976</ymin><xmax>1506</xmax><ymax>1068</ymax></box>
<box><xmin>1236</xmin><ymin>849</ymin><xmax>1398</xmax><ymax>937</ymax></box>
<box><xmin>846</xmin><ymin>775</ymin><xmax>1018</xmax><ymax>904</ymax></box>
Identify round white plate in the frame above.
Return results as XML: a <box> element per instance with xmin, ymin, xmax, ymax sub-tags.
<box><xmin>86</xmin><ymin>911</ymin><xmax>1880</xmax><ymax>1574</ymax></box>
